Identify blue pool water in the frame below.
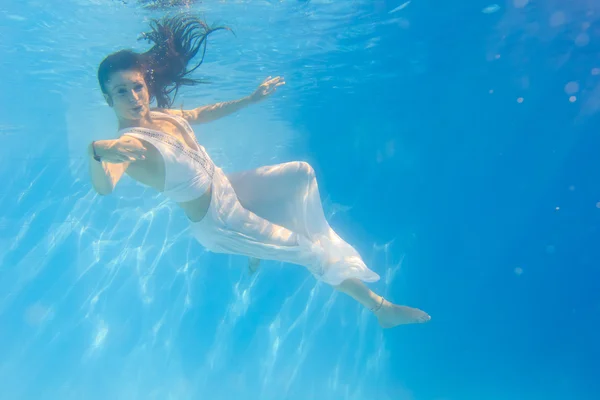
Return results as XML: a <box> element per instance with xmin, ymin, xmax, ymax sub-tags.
<box><xmin>1</xmin><ymin>0</ymin><xmax>600</xmax><ymax>399</ymax></box>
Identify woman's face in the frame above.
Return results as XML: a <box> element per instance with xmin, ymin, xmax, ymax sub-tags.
<box><xmin>105</xmin><ymin>69</ymin><xmax>150</xmax><ymax>121</ymax></box>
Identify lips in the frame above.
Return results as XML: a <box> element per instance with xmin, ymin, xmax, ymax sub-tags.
<box><xmin>132</xmin><ymin>105</ymin><xmax>143</xmax><ymax>113</ymax></box>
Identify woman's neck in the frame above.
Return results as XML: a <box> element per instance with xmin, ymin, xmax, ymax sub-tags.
<box><xmin>118</xmin><ymin>113</ymin><xmax>152</xmax><ymax>130</ymax></box>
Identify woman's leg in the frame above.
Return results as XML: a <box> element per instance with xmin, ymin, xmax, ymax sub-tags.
<box><xmin>334</xmin><ymin>279</ymin><xmax>431</xmax><ymax>328</ymax></box>
<box><xmin>193</xmin><ymin>167</ymin><xmax>328</xmax><ymax>278</ymax></box>
<box><xmin>195</xmin><ymin>166</ymin><xmax>379</xmax><ymax>281</ymax></box>
<box><xmin>227</xmin><ymin>161</ymin><xmax>367</xmax><ymax>275</ymax></box>
<box><xmin>227</xmin><ymin>161</ymin><xmax>333</xmax><ymax>273</ymax></box>
<box><xmin>197</xmin><ymin>167</ymin><xmax>429</xmax><ymax>327</ymax></box>
<box><xmin>227</xmin><ymin>161</ymin><xmax>330</xmax><ymax>238</ymax></box>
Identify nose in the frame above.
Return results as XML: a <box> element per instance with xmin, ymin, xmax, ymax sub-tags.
<box><xmin>129</xmin><ymin>89</ymin><xmax>140</xmax><ymax>103</ymax></box>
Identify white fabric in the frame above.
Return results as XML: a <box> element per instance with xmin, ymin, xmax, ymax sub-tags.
<box><xmin>120</xmin><ymin>111</ymin><xmax>215</xmax><ymax>203</ymax></box>
<box><xmin>121</xmin><ymin>111</ymin><xmax>379</xmax><ymax>286</ymax></box>
<box><xmin>191</xmin><ymin>161</ymin><xmax>380</xmax><ymax>286</ymax></box>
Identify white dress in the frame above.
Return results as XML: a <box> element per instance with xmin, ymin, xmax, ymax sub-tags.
<box><xmin>124</xmin><ymin>111</ymin><xmax>380</xmax><ymax>286</ymax></box>
<box><xmin>191</xmin><ymin>161</ymin><xmax>381</xmax><ymax>286</ymax></box>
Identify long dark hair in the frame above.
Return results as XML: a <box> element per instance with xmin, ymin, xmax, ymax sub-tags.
<box><xmin>98</xmin><ymin>14</ymin><xmax>231</xmax><ymax>108</ymax></box>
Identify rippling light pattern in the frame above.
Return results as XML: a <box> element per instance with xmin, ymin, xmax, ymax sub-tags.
<box><xmin>0</xmin><ymin>1</ymin><xmax>414</xmax><ymax>399</ymax></box>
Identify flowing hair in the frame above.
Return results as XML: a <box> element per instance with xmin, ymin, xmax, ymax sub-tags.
<box><xmin>98</xmin><ymin>13</ymin><xmax>232</xmax><ymax>108</ymax></box>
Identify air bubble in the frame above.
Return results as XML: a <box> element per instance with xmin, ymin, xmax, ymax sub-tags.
<box><xmin>564</xmin><ymin>81</ymin><xmax>579</xmax><ymax>94</ymax></box>
<box><xmin>513</xmin><ymin>0</ymin><xmax>528</xmax><ymax>8</ymax></box>
<box><xmin>575</xmin><ymin>33</ymin><xmax>590</xmax><ymax>47</ymax></box>
<box><xmin>482</xmin><ymin>4</ymin><xmax>500</xmax><ymax>14</ymax></box>
<box><xmin>550</xmin><ymin>11</ymin><xmax>566</xmax><ymax>27</ymax></box>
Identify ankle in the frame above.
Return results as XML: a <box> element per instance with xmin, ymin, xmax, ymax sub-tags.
<box><xmin>369</xmin><ymin>296</ymin><xmax>385</xmax><ymax>314</ymax></box>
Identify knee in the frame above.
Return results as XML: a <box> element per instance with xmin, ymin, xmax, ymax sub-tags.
<box><xmin>277</xmin><ymin>161</ymin><xmax>316</xmax><ymax>182</ymax></box>
<box><xmin>296</xmin><ymin>161</ymin><xmax>316</xmax><ymax>179</ymax></box>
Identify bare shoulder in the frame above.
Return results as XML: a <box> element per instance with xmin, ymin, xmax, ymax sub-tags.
<box><xmin>152</xmin><ymin>107</ymin><xmax>198</xmax><ymax>121</ymax></box>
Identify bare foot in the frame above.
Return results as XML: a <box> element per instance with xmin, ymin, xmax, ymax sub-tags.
<box><xmin>248</xmin><ymin>257</ymin><xmax>260</xmax><ymax>275</ymax></box>
<box><xmin>374</xmin><ymin>299</ymin><xmax>431</xmax><ymax>329</ymax></box>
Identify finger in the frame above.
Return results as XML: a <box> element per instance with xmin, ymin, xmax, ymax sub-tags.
<box><xmin>275</xmin><ymin>81</ymin><xmax>285</xmax><ymax>87</ymax></box>
<box><xmin>128</xmin><ymin>149</ymin><xmax>146</xmax><ymax>157</ymax></box>
<box><xmin>110</xmin><ymin>152</ymin><xmax>132</xmax><ymax>162</ymax></box>
<box><xmin>118</xmin><ymin>153</ymin><xmax>137</xmax><ymax>162</ymax></box>
<box><xmin>125</xmin><ymin>152</ymin><xmax>145</xmax><ymax>160</ymax></box>
<box><xmin>124</xmin><ymin>144</ymin><xmax>147</xmax><ymax>152</ymax></box>
<box><xmin>107</xmin><ymin>157</ymin><xmax>125</xmax><ymax>164</ymax></box>
<box><xmin>123</xmin><ymin>146</ymin><xmax>146</xmax><ymax>155</ymax></box>
<box><xmin>106</xmin><ymin>153</ymin><xmax>125</xmax><ymax>161</ymax></box>
<box><xmin>265</xmin><ymin>84</ymin><xmax>282</xmax><ymax>94</ymax></box>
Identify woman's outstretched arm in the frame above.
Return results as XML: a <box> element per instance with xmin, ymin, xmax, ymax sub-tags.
<box><xmin>162</xmin><ymin>76</ymin><xmax>285</xmax><ymax>124</ymax></box>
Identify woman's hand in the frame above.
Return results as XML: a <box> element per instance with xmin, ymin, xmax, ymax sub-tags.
<box><xmin>94</xmin><ymin>137</ymin><xmax>147</xmax><ymax>164</ymax></box>
<box><xmin>249</xmin><ymin>76</ymin><xmax>285</xmax><ymax>102</ymax></box>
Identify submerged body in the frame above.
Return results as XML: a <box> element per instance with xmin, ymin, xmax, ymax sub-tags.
<box><xmin>92</xmin><ymin>102</ymin><xmax>430</xmax><ymax>327</ymax></box>
<box><xmin>119</xmin><ymin>110</ymin><xmax>215</xmax><ymax>221</ymax></box>
<box><xmin>89</xmin><ymin>15</ymin><xmax>430</xmax><ymax>328</ymax></box>
<box><xmin>120</xmin><ymin>110</ymin><xmax>380</xmax><ymax>285</ymax></box>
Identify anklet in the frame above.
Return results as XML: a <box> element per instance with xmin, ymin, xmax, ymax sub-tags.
<box><xmin>371</xmin><ymin>296</ymin><xmax>385</xmax><ymax>313</ymax></box>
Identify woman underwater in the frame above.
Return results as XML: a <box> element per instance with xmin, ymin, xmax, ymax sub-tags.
<box><xmin>88</xmin><ymin>14</ymin><xmax>430</xmax><ymax>329</ymax></box>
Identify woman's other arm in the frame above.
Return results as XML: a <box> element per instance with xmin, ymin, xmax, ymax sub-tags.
<box><xmin>87</xmin><ymin>137</ymin><xmax>146</xmax><ymax>195</ymax></box>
